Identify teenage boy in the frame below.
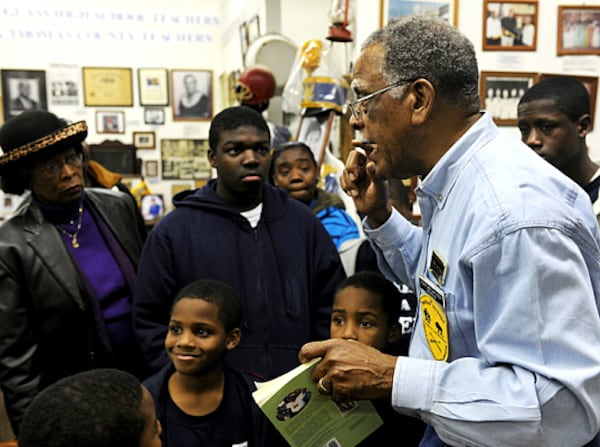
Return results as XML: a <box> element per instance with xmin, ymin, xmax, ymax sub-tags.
<box><xmin>134</xmin><ymin>106</ymin><xmax>346</xmax><ymax>381</ymax></box>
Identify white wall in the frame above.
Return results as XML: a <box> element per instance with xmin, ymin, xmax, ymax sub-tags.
<box><xmin>0</xmin><ymin>0</ymin><xmax>598</xmax><ymax>216</ymax></box>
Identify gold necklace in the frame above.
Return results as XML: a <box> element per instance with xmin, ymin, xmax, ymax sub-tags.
<box><xmin>56</xmin><ymin>205</ymin><xmax>83</xmax><ymax>248</ymax></box>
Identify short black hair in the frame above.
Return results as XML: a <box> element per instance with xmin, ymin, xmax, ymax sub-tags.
<box><xmin>208</xmin><ymin>106</ymin><xmax>270</xmax><ymax>151</ymax></box>
<box><xmin>269</xmin><ymin>141</ymin><xmax>316</xmax><ymax>184</ymax></box>
<box><xmin>18</xmin><ymin>368</ymin><xmax>146</xmax><ymax>447</ymax></box>
<box><xmin>335</xmin><ymin>271</ymin><xmax>402</xmax><ymax>327</ymax></box>
<box><xmin>519</xmin><ymin>76</ymin><xmax>590</xmax><ymax>122</ymax></box>
<box><xmin>173</xmin><ymin>279</ymin><xmax>242</xmax><ymax>332</ymax></box>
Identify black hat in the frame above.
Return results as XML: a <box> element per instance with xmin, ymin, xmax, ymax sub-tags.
<box><xmin>0</xmin><ymin>110</ymin><xmax>87</xmax><ymax>168</ymax></box>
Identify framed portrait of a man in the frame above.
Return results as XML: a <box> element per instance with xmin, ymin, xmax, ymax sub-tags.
<box><xmin>1</xmin><ymin>69</ymin><xmax>48</xmax><ymax>122</ymax></box>
<box><xmin>171</xmin><ymin>69</ymin><xmax>213</xmax><ymax>121</ymax></box>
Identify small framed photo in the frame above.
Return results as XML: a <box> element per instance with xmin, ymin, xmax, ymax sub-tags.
<box><xmin>133</xmin><ymin>131</ymin><xmax>156</xmax><ymax>150</ymax></box>
<box><xmin>82</xmin><ymin>67</ymin><xmax>133</xmax><ymax>107</ymax></box>
<box><xmin>480</xmin><ymin>71</ymin><xmax>539</xmax><ymax>126</ymax></box>
<box><xmin>557</xmin><ymin>6</ymin><xmax>600</xmax><ymax>56</ymax></box>
<box><xmin>138</xmin><ymin>68</ymin><xmax>169</xmax><ymax>106</ymax></box>
<box><xmin>144</xmin><ymin>107</ymin><xmax>165</xmax><ymax>125</ymax></box>
<box><xmin>483</xmin><ymin>0</ymin><xmax>538</xmax><ymax>51</ymax></box>
<box><xmin>1</xmin><ymin>69</ymin><xmax>48</xmax><ymax>122</ymax></box>
<box><xmin>239</xmin><ymin>22</ymin><xmax>249</xmax><ymax>62</ymax></box>
<box><xmin>171</xmin><ymin>69</ymin><xmax>213</xmax><ymax>121</ymax></box>
<box><xmin>95</xmin><ymin>110</ymin><xmax>125</xmax><ymax>134</ymax></box>
<box><xmin>140</xmin><ymin>193</ymin><xmax>164</xmax><ymax>221</ymax></box>
<box><xmin>161</xmin><ymin>138</ymin><xmax>211</xmax><ymax>180</ymax></box>
<box><xmin>144</xmin><ymin>159</ymin><xmax>159</xmax><ymax>177</ymax></box>
<box><xmin>247</xmin><ymin>15</ymin><xmax>261</xmax><ymax>44</ymax></box>
<box><xmin>538</xmin><ymin>73</ymin><xmax>598</xmax><ymax>129</ymax></box>
<box><xmin>379</xmin><ymin>0</ymin><xmax>459</xmax><ymax>28</ymax></box>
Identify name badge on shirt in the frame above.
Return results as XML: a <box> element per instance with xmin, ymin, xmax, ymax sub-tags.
<box><xmin>429</xmin><ymin>250</ymin><xmax>448</xmax><ymax>286</ymax></box>
<box><xmin>419</xmin><ymin>275</ymin><xmax>449</xmax><ymax>361</ymax></box>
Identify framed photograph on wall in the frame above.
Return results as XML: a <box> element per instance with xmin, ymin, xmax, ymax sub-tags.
<box><xmin>161</xmin><ymin>138</ymin><xmax>211</xmax><ymax>180</ymax></box>
<box><xmin>1</xmin><ymin>69</ymin><xmax>48</xmax><ymax>122</ymax></box>
<box><xmin>144</xmin><ymin>107</ymin><xmax>165</xmax><ymax>125</ymax></box>
<box><xmin>483</xmin><ymin>1</ymin><xmax>538</xmax><ymax>51</ymax></box>
<box><xmin>379</xmin><ymin>0</ymin><xmax>459</xmax><ymax>28</ymax></box>
<box><xmin>133</xmin><ymin>131</ymin><xmax>156</xmax><ymax>149</ymax></box>
<box><xmin>170</xmin><ymin>69</ymin><xmax>213</xmax><ymax>121</ymax></box>
<box><xmin>140</xmin><ymin>193</ymin><xmax>164</xmax><ymax>221</ymax></box>
<box><xmin>247</xmin><ymin>15</ymin><xmax>261</xmax><ymax>44</ymax></box>
<box><xmin>557</xmin><ymin>6</ymin><xmax>600</xmax><ymax>56</ymax></box>
<box><xmin>144</xmin><ymin>160</ymin><xmax>159</xmax><ymax>177</ymax></box>
<box><xmin>539</xmin><ymin>73</ymin><xmax>598</xmax><ymax>128</ymax></box>
<box><xmin>138</xmin><ymin>68</ymin><xmax>169</xmax><ymax>106</ymax></box>
<box><xmin>239</xmin><ymin>22</ymin><xmax>249</xmax><ymax>62</ymax></box>
<box><xmin>82</xmin><ymin>67</ymin><xmax>133</xmax><ymax>106</ymax></box>
<box><xmin>480</xmin><ymin>71</ymin><xmax>539</xmax><ymax>126</ymax></box>
<box><xmin>95</xmin><ymin>110</ymin><xmax>125</xmax><ymax>134</ymax></box>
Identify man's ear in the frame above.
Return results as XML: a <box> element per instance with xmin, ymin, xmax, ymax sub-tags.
<box><xmin>408</xmin><ymin>78</ymin><xmax>435</xmax><ymax>126</ymax></box>
<box><xmin>577</xmin><ymin>114</ymin><xmax>592</xmax><ymax>138</ymax></box>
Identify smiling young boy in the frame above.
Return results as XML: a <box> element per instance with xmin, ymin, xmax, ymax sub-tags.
<box><xmin>143</xmin><ymin>279</ymin><xmax>285</xmax><ymax>447</ymax></box>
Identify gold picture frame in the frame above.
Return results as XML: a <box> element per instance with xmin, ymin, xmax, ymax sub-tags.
<box><xmin>379</xmin><ymin>0</ymin><xmax>459</xmax><ymax>28</ymax></box>
<box><xmin>82</xmin><ymin>67</ymin><xmax>133</xmax><ymax>107</ymax></box>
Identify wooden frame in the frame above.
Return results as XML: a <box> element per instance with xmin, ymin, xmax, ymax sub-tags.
<box><xmin>482</xmin><ymin>1</ymin><xmax>538</xmax><ymax>51</ymax></box>
<box><xmin>557</xmin><ymin>6</ymin><xmax>600</xmax><ymax>56</ymax></box>
<box><xmin>160</xmin><ymin>139</ymin><xmax>211</xmax><ymax>180</ymax></box>
<box><xmin>137</xmin><ymin>68</ymin><xmax>169</xmax><ymax>106</ymax></box>
<box><xmin>144</xmin><ymin>107</ymin><xmax>165</xmax><ymax>125</ymax></box>
<box><xmin>144</xmin><ymin>159</ymin><xmax>159</xmax><ymax>177</ymax></box>
<box><xmin>480</xmin><ymin>71</ymin><xmax>539</xmax><ymax>126</ymax></box>
<box><xmin>0</xmin><ymin>69</ymin><xmax>48</xmax><ymax>122</ymax></box>
<box><xmin>538</xmin><ymin>73</ymin><xmax>598</xmax><ymax>129</ymax></box>
<box><xmin>95</xmin><ymin>111</ymin><xmax>125</xmax><ymax>134</ymax></box>
<box><xmin>82</xmin><ymin>67</ymin><xmax>133</xmax><ymax>106</ymax></box>
<box><xmin>133</xmin><ymin>131</ymin><xmax>156</xmax><ymax>149</ymax></box>
<box><xmin>88</xmin><ymin>139</ymin><xmax>139</xmax><ymax>175</ymax></box>
<box><xmin>170</xmin><ymin>69</ymin><xmax>213</xmax><ymax>121</ymax></box>
<box><xmin>379</xmin><ymin>0</ymin><xmax>459</xmax><ymax>28</ymax></box>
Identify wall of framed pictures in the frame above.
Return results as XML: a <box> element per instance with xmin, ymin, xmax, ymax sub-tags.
<box><xmin>0</xmin><ymin>0</ymin><xmax>598</xmax><ymax>222</ymax></box>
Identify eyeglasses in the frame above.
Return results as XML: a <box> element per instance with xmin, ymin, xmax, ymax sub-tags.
<box><xmin>348</xmin><ymin>78</ymin><xmax>418</xmax><ymax>120</ymax></box>
<box><xmin>37</xmin><ymin>152</ymin><xmax>83</xmax><ymax>175</ymax></box>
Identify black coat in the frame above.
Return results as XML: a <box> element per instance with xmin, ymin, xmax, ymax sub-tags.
<box><xmin>0</xmin><ymin>188</ymin><xmax>146</xmax><ymax>434</ymax></box>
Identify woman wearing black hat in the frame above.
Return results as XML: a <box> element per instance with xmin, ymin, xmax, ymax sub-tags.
<box><xmin>0</xmin><ymin>110</ymin><xmax>149</xmax><ymax>436</ymax></box>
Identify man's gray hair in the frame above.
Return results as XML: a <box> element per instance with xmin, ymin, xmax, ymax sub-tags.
<box><xmin>363</xmin><ymin>15</ymin><xmax>480</xmax><ymax>111</ymax></box>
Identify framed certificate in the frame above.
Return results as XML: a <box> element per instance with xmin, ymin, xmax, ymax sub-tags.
<box><xmin>82</xmin><ymin>67</ymin><xmax>133</xmax><ymax>106</ymax></box>
<box><xmin>138</xmin><ymin>68</ymin><xmax>169</xmax><ymax>106</ymax></box>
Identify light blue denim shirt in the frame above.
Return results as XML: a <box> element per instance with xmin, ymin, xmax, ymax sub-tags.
<box><xmin>365</xmin><ymin>112</ymin><xmax>600</xmax><ymax>446</ymax></box>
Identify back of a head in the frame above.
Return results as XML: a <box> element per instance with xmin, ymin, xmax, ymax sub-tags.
<box><xmin>519</xmin><ymin>76</ymin><xmax>590</xmax><ymax>122</ymax></box>
<box><xmin>19</xmin><ymin>368</ymin><xmax>145</xmax><ymax>447</ymax></box>
<box><xmin>364</xmin><ymin>15</ymin><xmax>480</xmax><ymax>110</ymax></box>
<box><xmin>208</xmin><ymin>106</ymin><xmax>270</xmax><ymax>150</ymax></box>
<box><xmin>173</xmin><ymin>279</ymin><xmax>242</xmax><ymax>332</ymax></box>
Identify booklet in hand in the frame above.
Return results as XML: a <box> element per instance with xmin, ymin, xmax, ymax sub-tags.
<box><xmin>252</xmin><ymin>357</ymin><xmax>383</xmax><ymax>447</ymax></box>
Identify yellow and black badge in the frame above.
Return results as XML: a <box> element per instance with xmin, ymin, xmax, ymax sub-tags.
<box><xmin>419</xmin><ymin>275</ymin><xmax>449</xmax><ymax>361</ymax></box>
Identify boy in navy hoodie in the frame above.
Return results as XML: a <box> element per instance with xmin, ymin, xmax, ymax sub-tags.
<box><xmin>134</xmin><ymin>106</ymin><xmax>346</xmax><ymax>381</ymax></box>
